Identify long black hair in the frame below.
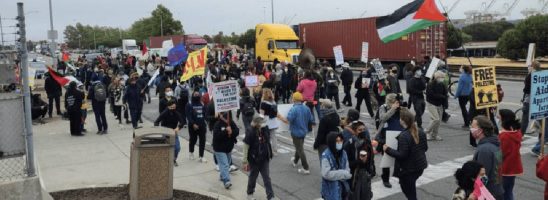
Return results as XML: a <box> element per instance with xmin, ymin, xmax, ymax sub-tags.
<box><xmin>454</xmin><ymin>161</ymin><xmax>483</xmax><ymax>192</ymax></box>
<box><xmin>499</xmin><ymin>109</ymin><xmax>520</xmax><ymax>131</ymax></box>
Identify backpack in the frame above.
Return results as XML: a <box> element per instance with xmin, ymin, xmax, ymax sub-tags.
<box><xmin>93</xmin><ymin>83</ymin><xmax>107</xmax><ymax>102</ymax></box>
<box><xmin>374</xmin><ymin>104</ymin><xmax>388</xmax><ymax>129</ymax></box>
<box><xmin>242</xmin><ymin>99</ymin><xmax>255</xmax><ymax>116</ymax></box>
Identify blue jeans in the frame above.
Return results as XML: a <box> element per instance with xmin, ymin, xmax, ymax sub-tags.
<box><xmin>532</xmin><ymin>121</ymin><xmax>548</xmax><ymax>153</ymax></box>
<box><xmin>214</xmin><ymin>152</ymin><xmax>231</xmax><ymax>184</ymax></box>
<box><xmin>174</xmin><ymin>136</ymin><xmax>181</xmax><ymax>160</ymax></box>
<box><xmin>503</xmin><ymin>176</ymin><xmax>515</xmax><ymax>200</ymax></box>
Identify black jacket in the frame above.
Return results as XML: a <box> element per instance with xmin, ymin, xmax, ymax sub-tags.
<box><xmin>313</xmin><ymin>110</ymin><xmax>340</xmax><ymax>149</ymax></box>
<box><xmin>354</xmin><ymin>73</ymin><xmax>372</xmax><ymax>97</ymax></box>
<box><xmin>212</xmin><ymin>119</ymin><xmax>239</xmax><ymax>153</ymax></box>
<box><xmin>44</xmin><ymin>76</ymin><xmax>62</xmax><ymax>97</ymax></box>
<box><xmin>386</xmin><ymin>75</ymin><xmax>401</xmax><ymax>94</ymax></box>
<box><xmin>123</xmin><ymin>83</ymin><xmax>143</xmax><ymax>110</ymax></box>
<box><xmin>65</xmin><ymin>89</ymin><xmax>83</xmax><ymax>112</ymax></box>
<box><xmin>408</xmin><ymin>77</ymin><xmax>426</xmax><ymax>98</ymax></box>
<box><xmin>385</xmin><ymin>129</ymin><xmax>428</xmax><ymax>177</ymax></box>
<box><xmin>244</xmin><ymin>126</ymin><xmax>273</xmax><ymax>164</ymax></box>
<box><xmin>344</xmin><ymin>136</ymin><xmax>376</xmax><ymax>178</ymax></box>
<box><xmin>340</xmin><ymin>68</ymin><xmax>354</xmax><ymax>86</ymax></box>
<box><xmin>425</xmin><ymin>81</ymin><xmax>447</xmax><ymax>106</ymax></box>
<box><xmin>154</xmin><ymin>109</ymin><xmax>185</xmax><ymax>129</ymax></box>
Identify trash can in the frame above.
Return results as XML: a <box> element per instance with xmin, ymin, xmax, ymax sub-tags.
<box><xmin>129</xmin><ymin>127</ymin><xmax>175</xmax><ymax>200</ymax></box>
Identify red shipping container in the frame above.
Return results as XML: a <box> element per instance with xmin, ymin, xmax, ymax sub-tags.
<box><xmin>298</xmin><ymin>17</ymin><xmax>447</xmax><ymax>64</ymax></box>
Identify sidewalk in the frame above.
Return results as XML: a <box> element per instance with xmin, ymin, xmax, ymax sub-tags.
<box><xmin>33</xmin><ymin>110</ymin><xmax>267</xmax><ymax>200</ymax></box>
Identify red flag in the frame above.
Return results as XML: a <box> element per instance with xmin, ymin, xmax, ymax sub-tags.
<box><xmin>47</xmin><ymin>66</ymin><xmax>80</xmax><ymax>86</ymax></box>
<box><xmin>413</xmin><ymin>0</ymin><xmax>447</xmax><ymax>22</ymax></box>
<box><xmin>142</xmin><ymin>42</ymin><xmax>148</xmax><ymax>56</ymax></box>
<box><xmin>62</xmin><ymin>52</ymin><xmax>70</xmax><ymax>62</ymax></box>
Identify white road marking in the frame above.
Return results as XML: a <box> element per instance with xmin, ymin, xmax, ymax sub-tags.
<box><xmin>371</xmin><ymin>136</ymin><xmax>538</xmax><ymax>200</ymax></box>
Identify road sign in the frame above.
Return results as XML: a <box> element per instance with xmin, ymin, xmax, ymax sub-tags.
<box><xmin>47</xmin><ymin>30</ymin><xmax>58</xmax><ymax>40</ymax></box>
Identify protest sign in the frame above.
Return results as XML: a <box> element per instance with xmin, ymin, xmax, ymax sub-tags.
<box><xmin>276</xmin><ymin>104</ymin><xmax>293</xmax><ymax>133</ymax></box>
<box><xmin>372</xmin><ymin>59</ymin><xmax>386</xmax><ymax>80</ymax></box>
<box><xmin>472</xmin><ymin>66</ymin><xmax>499</xmax><ymax>109</ymax></box>
<box><xmin>212</xmin><ymin>80</ymin><xmax>240</xmax><ymax>113</ymax></box>
<box><xmin>361</xmin><ymin>42</ymin><xmax>369</xmax><ymax>63</ymax></box>
<box><xmin>529</xmin><ymin>70</ymin><xmax>548</xmax><ymax>120</ymax></box>
<box><xmin>380</xmin><ymin>130</ymin><xmax>399</xmax><ymax>168</ymax></box>
<box><xmin>333</xmin><ymin>45</ymin><xmax>344</xmax><ymax>66</ymax></box>
<box><xmin>245</xmin><ymin>75</ymin><xmax>259</xmax><ymax>87</ymax></box>
<box><xmin>181</xmin><ymin>46</ymin><xmax>208</xmax><ymax>81</ymax></box>
<box><xmin>425</xmin><ymin>57</ymin><xmax>441</xmax><ymax>79</ymax></box>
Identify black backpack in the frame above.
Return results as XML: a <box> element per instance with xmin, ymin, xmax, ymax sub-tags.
<box><xmin>242</xmin><ymin>99</ymin><xmax>255</xmax><ymax>116</ymax></box>
<box><xmin>93</xmin><ymin>83</ymin><xmax>107</xmax><ymax>102</ymax></box>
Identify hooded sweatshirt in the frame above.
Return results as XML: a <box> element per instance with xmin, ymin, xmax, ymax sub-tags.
<box><xmin>473</xmin><ymin>136</ymin><xmax>504</xmax><ymax>197</ymax></box>
<box><xmin>499</xmin><ymin>130</ymin><xmax>523</xmax><ymax>176</ymax></box>
<box><xmin>297</xmin><ymin>79</ymin><xmax>317</xmax><ymax>102</ymax></box>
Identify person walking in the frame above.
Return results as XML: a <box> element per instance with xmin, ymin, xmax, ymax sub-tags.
<box><xmin>470</xmin><ymin>115</ymin><xmax>504</xmax><ymax>199</ymax></box>
<box><xmin>297</xmin><ymin>71</ymin><xmax>318</xmax><ymax>121</ymax></box>
<box><xmin>383</xmin><ymin>109</ymin><xmax>428</xmax><ymax>200</ymax></box>
<box><xmin>340</xmin><ymin>63</ymin><xmax>354</xmax><ymax>107</ymax></box>
<box><xmin>320</xmin><ymin>132</ymin><xmax>352</xmax><ymax>200</ymax></box>
<box><xmin>313</xmin><ymin>99</ymin><xmax>341</xmax><ymax>158</ymax></box>
<box><xmin>375</xmin><ymin>93</ymin><xmax>404</xmax><ymax>188</ymax></box>
<box><xmin>455</xmin><ymin>65</ymin><xmax>473</xmax><ymax>128</ymax></box>
<box><xmin>186</xmin><ymin>90</ymin><xmax>208</xmax><ymax>163</ymax></box>
<box><xmin>154</xmin><ymin>100</ymin><xmax>185</xmax><ymax>166</ymax></box>
<box><xmin>65</xmin><ymin>82</ymin><xmax>84</xmax><ymax>136</ymax></box>
<box><xmin>452</xmin><ymin>161</ymin><xmax>486</xmax><ymax>200</ymax></box>
<box><xmin>110</xmin><ymin>78</ymin><xmax>125</xmax><ymax>124</ymax></box>
<box><xmin>238</xmin><ymin>88</ymin><xmax>256</xmax><ymax>132</ymax></box>
<box><xmin>286</xmin><ymin>92</ymin><xmax>314</xmax><ymax>175</ymax></box>
<box><xmin>325</xmin><ymin>68</ymin><xmax>341</xmax><ymax>110</ymax></box>
<box><xmin>260</xmin><ymin>88</ymin><xmax>287</xmax><ymax>155</ymax></box>
<box><xmin>243</xmin><ymin>115</ymin><xmax>277</xmax><ymax>200</ymax></box>
<box><xmin>123</xmin><ymin>75</ymin><xmax>143</xmax><ymax>129</ymax></box>
<box><xmin>497</xmin><ymin>109</ymin><xmax>523</xmax><ymax>200</ymax></box>
<box><xmin>159</xmin><ymin>87</ymin><xmax>175</xmax><ymax>114</ymax></box>
<box><xmin>344</xmin><ymin>121</ymin><xmax>375</xmax><ymax>200</ymax></box>
<box><xmin>212</xmin><ymin>111</ymin><xmax>239</xmax><ymax>189</ymax></box>
<box><xmin>407</xmin><ymin>67</ymin><xmax>426</xmax><ymax>129</ymax></box>
<box><xmin>355</xmin><ymin>67</ymin><xmax>375</xmax><ymax>118</ymax></box>
<box><xmin>88</xmin><ymin>78</ymin><xmax>109</xmax><ymax>134</ymax></box>
<box><xmin>44</xmin><ymin>72</ymin><xmax>63</xmax><ymax>117</ymax></box>
<box><xmin>425</xmin><ymin>71</ymin><xmax>448</xmax><ymax>141</ymax></box>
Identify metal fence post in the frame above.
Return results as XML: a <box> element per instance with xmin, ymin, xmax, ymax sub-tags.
<box><xmin>17</xmin><ymin>2</ymin><xmax>36</xmax><ymax>177</ymax></box>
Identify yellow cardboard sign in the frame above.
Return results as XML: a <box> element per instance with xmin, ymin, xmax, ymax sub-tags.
<box><xmin>472</xmin><ymin>66</ymin><xmax>499</xmax><ymax>109</ymax></box>
<box><xmin>180</xmin><ymin>47</ymin><xmax>208</xmax><ymax>81</ymax></box>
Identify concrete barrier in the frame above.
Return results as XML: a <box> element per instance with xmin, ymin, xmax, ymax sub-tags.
<box><xmin>0</xmin><ymin>176</ymin><xmax>52</xmax><ymax>200</ymax></box>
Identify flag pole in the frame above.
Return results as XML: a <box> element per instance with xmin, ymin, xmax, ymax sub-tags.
<box><xmin>436</xmin><ymin>0</ymin><xmax>474</xmax><ymax>68</ymax></box>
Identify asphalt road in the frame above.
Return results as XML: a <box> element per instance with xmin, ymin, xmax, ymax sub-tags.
<box><xmin>140</xmin><ymin>73</ymin><xmax>545</xmax><ymax>200</ymax></box>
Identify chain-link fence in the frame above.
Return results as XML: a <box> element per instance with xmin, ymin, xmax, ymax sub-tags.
<box><xmin>0</xmin><ymin>93</ymin><xmax>28</xmax><ymax>182</ymax></box>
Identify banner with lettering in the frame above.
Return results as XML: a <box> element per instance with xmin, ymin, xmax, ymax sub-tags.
<box><xmin>529</xmin><ymin>70</ymin><xmax>548</xmax><ymax>120</ymax></box>
<box><xmin>472</xmin><ymin>66</ymin><xmax>499</xmax><ymax>109</ymax></box>
<box><xmin>212</xmin><ymin>80</ymin><xmax>240</xmax><ymax>113</ymax></box>
<box><xmin>180</xmin><ymin>47</ymin><xmax>208</xmax><ymax>82</ymax></box>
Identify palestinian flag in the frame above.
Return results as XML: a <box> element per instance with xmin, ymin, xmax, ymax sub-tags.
<box><xmin>376</xmin><ymin>0</ymin><xmax>446</xmax><ymax>43</ymax></box>
<box><xmin>47</xmin><ymin>66</ymin><xmax>82</xmax><ymax>86</ymax></box>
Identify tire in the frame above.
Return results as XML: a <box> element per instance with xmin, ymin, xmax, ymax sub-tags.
<box><xmin>449</xmin><ymin>80</ymin><xmax>459</xmax><ymax>97</ymax></box>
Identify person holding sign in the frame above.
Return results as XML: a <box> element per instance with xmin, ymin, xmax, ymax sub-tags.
<box><xmin>325</xmin><ymin>68</ymin><xmax>341</xmax><ymax>110</ymax></box>
<box><xmin>260</xmin><ymin>89</ymin><xmax>288</xmax><ymax>155</ymax></box>
<box><xmin>522</xmin><ymin>61</ymin><xmax>542</xmax><ymax>135</ymax></box>
<box><xmin>407</xmin><ymin>67</ymin><xmax>427</xmax><ymax>129</ymax></box>
<box><xmin>354</xmin><ymin>66</ymin><xmax>375</xmax><ymax>118</ymax></box>
<box><xmin>340</xmin><ymin>63</ymin><xmax>354</xmax><ymax>107</ymax></box>
<box><xmin>383</xmin><ymin>109</ymin><xmax>428</xmax><ymax>200</ymax></box>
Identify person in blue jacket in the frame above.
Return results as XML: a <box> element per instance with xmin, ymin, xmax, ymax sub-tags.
<box><xmin>321</xmin><ymin>132</ymin><xmax>352</xmax><ymax>200</ymax></box>
<box><xmin>286</xmin><ymin>92</ymin><xmax>314</xmax><ymax>175</ymax></box>
<box><xmin>455</xmin><ymin>65</ymin><xmax>473</xmax><ymax>128</ymax></box>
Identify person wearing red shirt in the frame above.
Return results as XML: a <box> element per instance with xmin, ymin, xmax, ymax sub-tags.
<box><xmin>497</xmin><ymin>109</ymin><xmax>523</xmax><ymax>200</ymax></box>
<box><xmin>537</xmin><ymin>154</ymin><xmax>548</xmax><ymax>200</ymax></box>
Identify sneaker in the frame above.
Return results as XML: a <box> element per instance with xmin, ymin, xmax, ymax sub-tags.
<box><xmin>199</xmin><ymin>157</ymin><xmax>208</xmax><ymax>163</ymax></box>
<box><xmin>125</xmin><ymin>120</ymin><xmax>131</xmax><ymax>124</ymax></box>
<box><xmin>426</xmin><ymin>134</ymin><xmax>433</xmax><ymax>141</ymax></box>
<box><xmin>297</xmin><ymin>168</ymin><xmax>310</xmax><ymax>175</ymax></box>
<box><xmin>383</xmin><ymin>181</ymin><xmax>392</xmax><ymax>188</ymax></box>
<box><xmin>230</xmin><ymin>165</ymin><xmax>238</xmax><ymax>172</ymax></box>
<box><xmin>189</xmin><ymin>154</ymin><xmax>195</xmax><ymax>160</ymax></box>
<box><xmin>215</xmin><ymin>165</ymin><xmax>220</xmax><ymax>171</ymax></box>
<box><xmin>174</xmin><ymin>161</ymin><xmax>179</xmax><ymax>167</ymax></box>
<box><xmin>96</xmin><ymin>131</ymin><xmax>103</xmax><ymax>135</ymax></box>
<box><xmin>531</xmin><ymin>149</ymin><xmax>541</xmax><ymax>157</ymax></box>
<box><xmin>247</xmin><ymin>194</ymin><xmax>257</xmax><ymax>200</ymax></box>
<box><xmin>102</xmin><ymin>130</ymin><xmax>108</xmax><ymax>135</ymax></box>
<box><xmin>290</xmin><ymin>157</ymin><xmax>297</xmax><ymax>168</ymax></box>
<box><xmin>224</xmin><ymin>182</ymin><xmax>232</xmax><ymax>189</ymax></box>
<box><xmin>434</xmin><ymin>136</ymin><xmax>443</xmax><ymax>141</ymax></box>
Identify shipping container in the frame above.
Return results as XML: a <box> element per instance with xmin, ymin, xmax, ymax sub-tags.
<box><xmin>298</xmin><ymin>17</ymin><xmax>447</xmax><ymax>65</ymax></box>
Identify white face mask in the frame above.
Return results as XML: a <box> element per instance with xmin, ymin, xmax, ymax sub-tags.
<box><xmin>415</xmin><ymin>71</ymin><xmax>422</xmax><ymax>78</ymax></box>
<box><xmin>166</xmin><ymin>91</ymin><xmax>174</xmax><ymax>97</ymax></box>
<box><xmin>460</xmin><ymin>68</ymin><xmax>464</xmax><ymax>73</ymax></box>
<box><xmin>437</xmin><ymin>78</ymin><xmax>444</xmax><ymax>83</ymax></box>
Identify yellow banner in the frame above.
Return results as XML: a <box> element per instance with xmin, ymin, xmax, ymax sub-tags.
<box><xmin>472</xmin><ymin>66</ymin><xmax>499</xmax><ymax>109</ymax></box>
<box><xmin>180</xmin><ymin>47</ymin><xmax>208</xmax><ymax>82</ymax></box>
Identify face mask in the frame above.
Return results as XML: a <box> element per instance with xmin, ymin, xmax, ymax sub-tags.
<box><xmin>192</xmin><ymin>96</ymin><xmax>200</xmax><ymax>102</ymax></box>
<box><xmin>330</xmin><ymin>73</ymin><xmax>334</xmax><ymax>77</ymax></box>
<box><xmin>336</xmin><ymin>143</ymin><xmax>343</xmax><ymax>150</ymax></box>
<box><xmin>480</xmin><ymin>175</ymin><xmax>488</xmax><ymax>185</ymax></box>
<box><xmin>459</xmin><ymin>68</ymin><xmax>464</xmax><ymax>73</ymax></box>
<box><xmin>166</xmin><ymin>91</ymin><xmax>174</xmax><ymax>97</ymax></box>
<box><xmin>470</xmin><ymin>127</ymin><xmax>482</xmax><ymax>139</ymax></box>
<box><xmin>437</xmin><ymin>78</ymin><xmax>444</xmax><ymax>83</ymax></box>
<box><xmin>415</xmin><ymin>71</ymin><xmax>422</xmax><ymax>78</ymax></box>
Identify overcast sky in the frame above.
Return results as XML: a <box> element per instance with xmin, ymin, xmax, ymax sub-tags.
<box><xmin>0</xmin><ymin>0</ymin><xmax>540</xmax><ymax>42</ymax></box>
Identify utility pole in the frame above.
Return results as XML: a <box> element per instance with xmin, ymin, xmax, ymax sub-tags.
<box><xmin>48</xmin><ymin>0</ymin><xmax>57</xmax><ymax>69</ymax></box>
<box><xmin>160</xmin><ymin>13</ymin><xmax>164</xmax><ymax>37</ymax></box>
<box><xmin>93</xmin><ymin>30</ymin><xmax>96</xmax><ymax>50</ymax></box>
<box><xmin>0</xmin><ymin>14</ymin><xmax>4</xmax><ymax>49</ymax></box>
<box><xmin>17</xmin><ymin>2</ymin><xmax>36</xmax><ymax>177</ymax></box>
<box><xmin>271</xmin><ymin>0</ymin><xmax>274</xmax><ymax>23</ymax></box>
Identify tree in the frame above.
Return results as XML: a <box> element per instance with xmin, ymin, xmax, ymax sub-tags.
<box><xmin>128</xmin><ymin>4</ymin><xmax>184</xmax><ymax>44</ymax></box>
<box><xmin>64</xmin><ymin>23</ymin><xmax>129</xmax><ymax>49</ymax></box>
<box><xmin>203</xmin><ymin>35</ymin><xmax>213</xmax><ymax>43</ymax></box>
<box><xmin>497</xmin><ymin>15</ymin><xmax>548</xmax><ymax>60</ymax></box>
<box><xmin>236</xmin><ymin>29</ymin><xmax>255</xmax><ymax>49</ymax></box>
<box><xmin>462</xmin><ymin>21</ymin><xmax>514</xmax><ymax>41</ymax></box>
<box><xmin>213</xmin><ymin>31</ymin><xmax>224</xmax><ymax>44</ymax></box>
<box><xmin>447</xmin><ymin>24</ymin><xmax>471</xmax><ymax>49</ymax></box>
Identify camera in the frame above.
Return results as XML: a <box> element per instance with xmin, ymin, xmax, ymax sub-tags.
<box><xmin>395</xmin><ymin>93</ymin><xmax>408</xmax><ymax>108</ymax></box>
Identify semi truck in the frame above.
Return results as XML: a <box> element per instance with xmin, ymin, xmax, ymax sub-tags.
<box><xmin>122</xmin><ymin>39</ymin><xmax>140</xmax><ymax>57</ymax></box>
<box><xmin>296</xmin><ymin>17</ymin><xmax>447</xmax><ymax>66</ymax></box>
<box><xmin>255</xmin><ymin>24</ymin><xmax>301</xmax><ymax>64</ymax></box>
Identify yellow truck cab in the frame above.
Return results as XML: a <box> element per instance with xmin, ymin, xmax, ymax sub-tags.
<box><xmin>255</xmin><ymin>24</ymin><xmax>301</xmax><ymax>64</ymax></box>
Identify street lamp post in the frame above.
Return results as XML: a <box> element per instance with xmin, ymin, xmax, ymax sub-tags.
<box><xmin>48</xmin><ymin>0</ymin><xmax>57</xmax><ymax>69</ymax></box>
<box><xmin>271</xmin><ymin>0</ymin><xmax>274</xmax><ymax>23</ymax></box>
